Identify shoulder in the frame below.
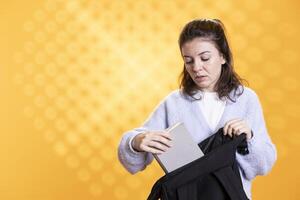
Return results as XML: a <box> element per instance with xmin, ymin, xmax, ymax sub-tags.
<box><xmin>163</xmin><ymin>89</ymin><xmax>189</xmax><ymax>102</ymax></box>
<box><xmin>236</xmin><ymin>86</ymin><xmax>261</xmax><ymax>105</ymax></box>
<box><xmin>242</xmin><ymin>86</ymin><xmax>259</xmax><ymax>98</ymax></box>
<box><xmin>156</xmin><ymin>89</ymin><xmax>189</xmax><ymax>108</ymax></box>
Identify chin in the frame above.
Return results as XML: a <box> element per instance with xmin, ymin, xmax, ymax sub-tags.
<box><xmin>196</xmin><ymin>84</ymin><xmax>214</xmax><ymax>91</ymax></box>
<box><xmin>195</xmin><ymin>83</ymin><xmax>209</xmax><ymax>88</ymax></box>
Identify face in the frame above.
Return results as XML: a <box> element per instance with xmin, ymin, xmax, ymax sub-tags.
<box><xmin>181</xmin><ymin>37</ymin><xmax>226</xmax><ymax>92</ymax></box>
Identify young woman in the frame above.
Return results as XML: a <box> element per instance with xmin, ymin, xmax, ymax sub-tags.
<box><xmin>118</xmin><ymin>18</ymin><xmax>276</xmax><ymax>199</ymax></box>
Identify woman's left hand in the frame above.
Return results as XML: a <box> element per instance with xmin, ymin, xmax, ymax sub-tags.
<box><xmin>223</xmin><ymin>118</ymin><xmax>252</xmax><ymax>141</ymax></box>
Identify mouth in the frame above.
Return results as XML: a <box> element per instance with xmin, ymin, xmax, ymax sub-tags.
<box><xmin>195</xmin><ymin>75</ymin><xmax>207</xmax><ymax>79</ymax></box>
<box><xmin>194</xmin><ymin>75</ymin><xmax>208</xmax><ymax>82</ymax></box>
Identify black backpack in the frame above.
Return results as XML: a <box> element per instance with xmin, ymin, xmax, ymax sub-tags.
<box><xmin>147</xmin><ymin>128</ymin><xmax>249</xmax><ymax>200</ymax></box>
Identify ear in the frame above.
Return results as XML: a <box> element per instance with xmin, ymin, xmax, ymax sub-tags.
<box><xmin>221</xmin><ymin>55</ymin><xmax>226</xmax><ymax>65</ymax></box>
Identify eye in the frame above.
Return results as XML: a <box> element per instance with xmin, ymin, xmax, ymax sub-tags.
<box><xmin>201</xmin><ymin>57</ymin><xmax>209</xmax><ymax>62</ymax></box>
<box><xmin>184</xmin><ymin>59</ymin><xmax>193</xmax><ymax>65</ymax></box>
<box><xmin>185</xmin><ymin>61</ymin><xmax>193</xmax><ymax>64</ymax></box>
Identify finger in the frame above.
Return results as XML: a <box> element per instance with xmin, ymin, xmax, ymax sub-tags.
<box><xmin>230</xmin><ymin>122</ymin><xmax>245</xmax><ymax>135</ymax></box>
<box><xmin>148</xmin><ymin>140</ymin><xmax>170</xmax><ymax>152</ymax></box>
<box><xmin>230</xmin><ymin>121</ymin><xmax>250</xmax><ymax>136</ymax></box>
<box><xmin>142</xmin><ymin>145</ymin><xmax>164</xmax><ymax>154</ymax></box>
<box><xmin>223</xmin><ymin>121</ymin><xmax>230</xmax><ymax>135</ymax></box>
<box><xmin>238</xmin><ymin>127</ymin><xmax>252</xmax><ymax>138</ymax></box>
<box><xmin>232</xmin><ymin>124</ymin><xmax>244</xmax><ymax>135</ymax></box>
<box><xmin>158</xmin><ymin>131</ymin><xmax>172</xmax><ymax>141</ymax></box>
<box><xmin>227</xmin><ymin>122</ymin><xmax>239</xmax><ymax>137</ymax></box>
<box><xmin>227</xmin><ymin>119</ymin><xmax>244</xmax><ymax>133</ymax></box>
<box><xmin>227</xmin><ymin>125</ymin><xmax>233</xmax><ymax>137</ymax></box>
<box><xmin>141</xmin><ymin>141</ymin><xmax>167</xmax><ymax>153</ymax></box>
<box><xmin>223</xmin><ymin>118</ymin><xmax>242</xmax><ymax>135</ymax></box>
<box><xmin>232</xmin><ymin>122</ymin><xmax>247</xmax><ymax>136</ymax></box>
<box><xmin>149</xmin><ymin>131</ymin><xmax>172</xmax><ymax>141</ymax></box>
<box><xmin>151</xmin><ymin>135</ymin><xmax>172</xmax><ymax>147</ymax></box>
<box><xmin>159</xmin><ymin>137</ymin><xmax>173</xmax><ymax>147</ymax></box>
<box><xmin>237</xmin><ymin>128</ymin><xmax>248</xmax><ymax>136</ymax></box>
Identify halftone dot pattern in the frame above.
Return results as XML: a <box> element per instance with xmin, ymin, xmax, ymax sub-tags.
<box><xmin>89</xmin><ymin>156</ymin><xmax>103</xmax><ymax>172</ymax></box>
<box><xmin>13</xmin><ymin>0</ymin><xmax>300</xmax><ymax>199</ymax></box>
<box><xmin>89</xmin><ymin>182</ymin><xmax>102</xmax><ymax>196</ymax></box>
<box><xmin>44</xmin><ymin>130</ymin><xmax>56</xmax><ymax>143</ymax></box>
<box><xmin>54</xmin><ymin>140</ymin><xmax>68</xmax><ymax>156</ymax></box>
<box><xmin>77</xmin><ymin>168</ymin><xmax>91</xmax><ymax>182</ymax></box>
<box><xmin>66</xmin><ymin>154</ymin><xmax>80</xmax><ymax>169</ymax></box>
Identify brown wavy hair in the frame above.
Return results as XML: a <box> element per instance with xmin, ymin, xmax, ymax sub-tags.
<box><xmin>178</xmin><ymin>18</ymin><xmax>246</xmax><ymax>102</ymax></box>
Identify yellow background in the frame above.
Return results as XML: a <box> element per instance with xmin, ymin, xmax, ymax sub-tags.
<box><xmin>1</xmin><ymin>0</ymin><xmax>299</xmax><ymax>199</ymax></box>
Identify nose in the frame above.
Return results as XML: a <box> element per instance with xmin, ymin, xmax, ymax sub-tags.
<box><xmin>191</xmin><ymin>59</ymin><xmax>204</xmax><ymax>72</ymax></box>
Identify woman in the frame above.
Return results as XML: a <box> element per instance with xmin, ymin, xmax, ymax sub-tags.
<box><xmin>118</xmin><ymin>18</ymin><xmax>276</xmax><ymax>199</ymax></box>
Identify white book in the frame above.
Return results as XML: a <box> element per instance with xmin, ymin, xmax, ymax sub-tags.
<box><xmin>153</xmin><ymin>122</ymin><xmax>204</xmax><ymax>173</ymax></box>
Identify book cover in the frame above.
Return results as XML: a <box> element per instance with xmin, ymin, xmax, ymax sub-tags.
<box><xmin>153</xmin><ymin>122</ymin><xmax>204</xmax><ymax>173</ymax></box>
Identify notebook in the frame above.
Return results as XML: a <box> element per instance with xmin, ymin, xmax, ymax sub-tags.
<box><xmin>153</xmin><ymin>122</ymin><xmax>204</xmax><ymax>173</ymax></box>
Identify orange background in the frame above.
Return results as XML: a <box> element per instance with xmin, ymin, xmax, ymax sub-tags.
<box><xmin>1</xmin><ymin>0</ymin><xmax>299</xmax><ymax>199</ymax></box>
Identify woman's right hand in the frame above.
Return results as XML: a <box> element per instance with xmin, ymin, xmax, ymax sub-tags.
<box><xmin>132</xmin><ymin>131</ymin><xmax>172</xmax><ymax>154</ymax></box>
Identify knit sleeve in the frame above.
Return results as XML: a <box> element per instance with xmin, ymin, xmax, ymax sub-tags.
<box><xmin>236</xmin><ymin>91</ymin><xmax>277</xmax><ymax>180</ymax></box>
<box><xmin>117</xmin><ymin>98</ymin><xmax>169</xmax><ymax>174</ymax></box>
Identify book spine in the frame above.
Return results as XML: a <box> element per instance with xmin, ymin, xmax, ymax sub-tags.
<box><xmin>153</xmin><ymin>154</ymin><xmax>168</xmax><ymax>174</ymax></box>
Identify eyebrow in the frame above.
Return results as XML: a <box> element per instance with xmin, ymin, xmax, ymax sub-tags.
<box><xmin>183</xmin><ymin>51</ymin><xmax>211</xmax><ymax>58</ymax></box>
